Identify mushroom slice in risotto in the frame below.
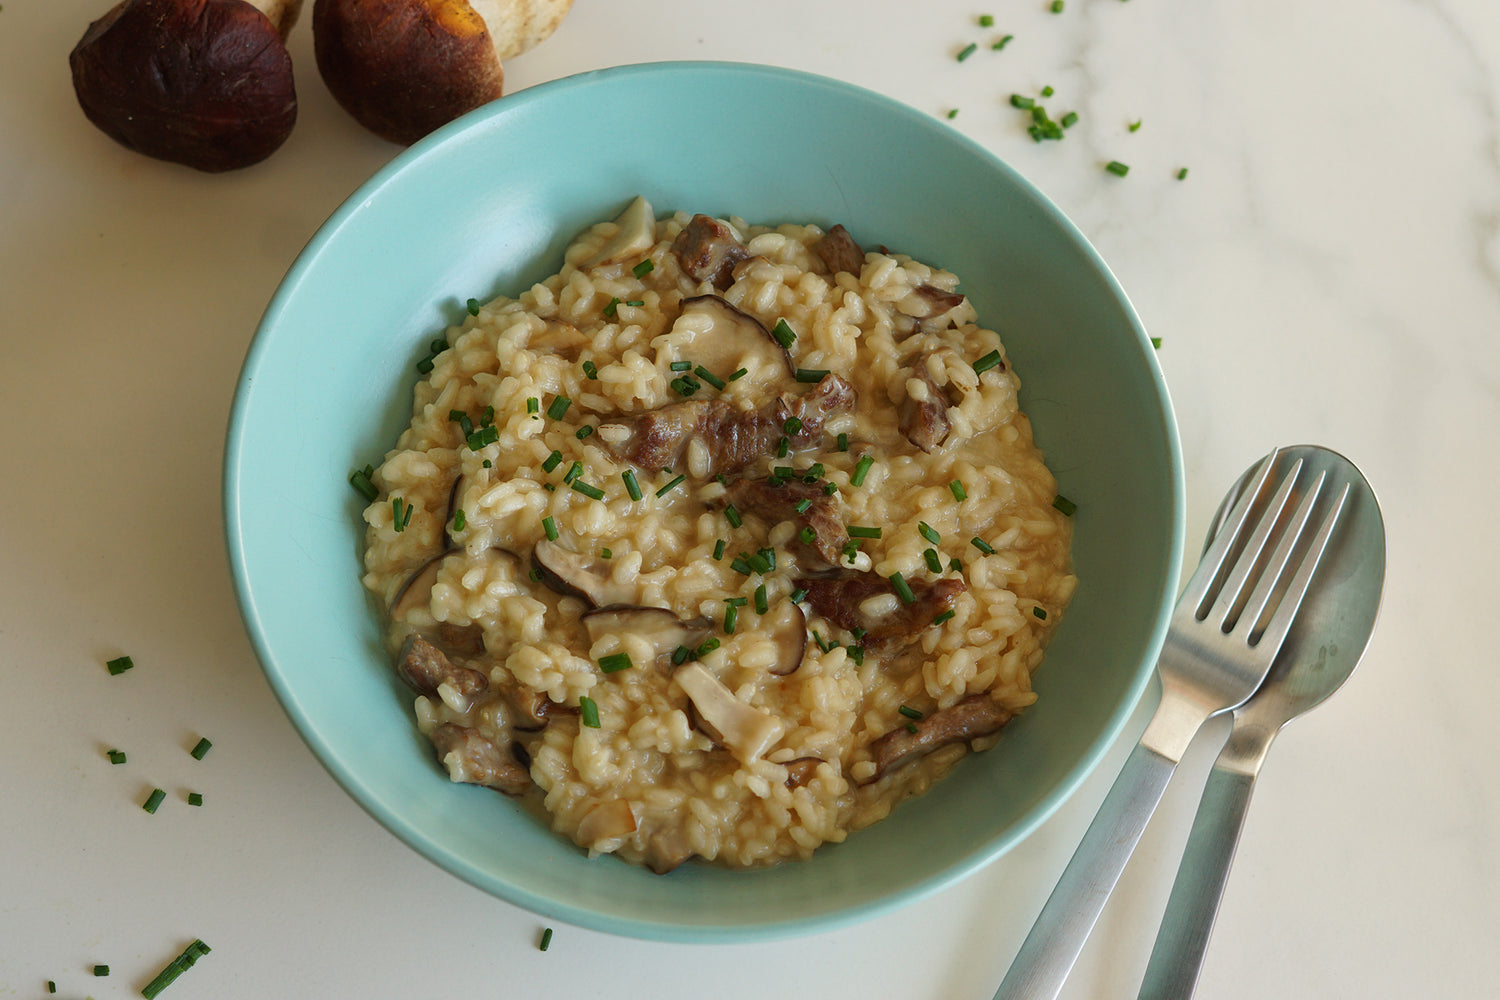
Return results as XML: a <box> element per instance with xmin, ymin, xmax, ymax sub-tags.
<box><xmin>532</xmin><ymin>538</ymin><xmax>638</xmax><ymax>608</ymax></box>
<box><xmin>603</xmin><ymin>372</ymin><xmax>856</xmax><ymax>477</ymax></box>
<box><xmin>675</xmin><ymin>663</ymin><xmax>786</xmax><ymax>763</ymax></box>
<box><xmin>793</xmin><ymin>570</ymin><xmax>967</xmax><ymax>652</ymax></box>
<box><xmin>812</xmin><ymin>223</ymin><xmax>865</xmax><ymax>276</ymax></box>
<box><xmin>582</xmin><ymin>606</ymin><xmax>715</xmax><ymax>665</ymax></box>
<box><xmin>658</xmin><ymin>294</ymin><xmax>795</xmax><ymax>383</ymax></box>
<box><xmin>671</xmin><ymin>214</ymin><xmax>751</xmax><ymax>289</ymax></box>
<box><xmin>860</xmin><ymin>694</ymin><xmax>1014</xmax><ymax>785</ymax></box>
<box><xmin>583</xmin><ymin>195</ymin><xmax>657</xmax><ymax>269</ymax></box>
<box><xmin>428</xmin><ymin>723</ymin><xmax>531</xmax><ymax>795</ymax></box>
<box><xmin>721</xmin><ymin>475</ymin><xmax>849</xmax><ymax>567</ymax></box>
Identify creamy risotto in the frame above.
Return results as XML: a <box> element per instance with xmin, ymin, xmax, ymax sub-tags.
<box><xmin>359</xmin><ymin>198</ymin><xmax>1075</xmax><ymax>871</ymax></box>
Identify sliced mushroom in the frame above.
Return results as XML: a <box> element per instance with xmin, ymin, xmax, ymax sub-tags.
<box><xmin>532</xmin><ymin>538</ymin><xmax>637</xmax><ymax>608</ymax></box>
<box><xmin>584</xmin><ymin>195</ymin><xmax>656</xmax><ymax>269</ymax></box>
<box><xmin>812</xmin><ymin>224</ymin><xmax>865</xmax><ymax>276</ymax></box>
<box><xmin>722</xmin><ymin>476</ymin><xmax>848</xmax><ymax>566</ymax></box>
<box><xmin>502</xmin><ymin>684</ymin><xmax>563</xmax><ymax>731</ymax></box>
<box><xmin>859</xmin><ymin>694</ymin><xmax>1013</xmax><ymax>785</ymax></box>
<box><xmin>582</xmin><ymin>606</ymin><xmax>714</xmax><ymax>663</ymax></box>
<box><xmin>642</xmin><ymin>825</ymin><xmax>695</xmax><ymax>875</ymax></box>
<box><xmin>659</xmin><ymin>294</ymin><xmax>795</xmax><ymax>381</ymax></box>
<box><xmin>783</xmin><ymin>756</ymin><xmax>824</xmax><ymax>789</ymax></box>
<box><xmin>675</xmin><ymin>663</ymin><xmax>786</xmax><ymax>764</ymax></box>
<box><xmin>396</xmin><ymin>634</ymin><xmax>488</xmax><ymax>701</ymax></box>
<box><xmin>671</xmin><ymin>215</ymin><xmax>751</xmax><ymax>289</ymax></box>
<box><xmin>389</xmin><ymin>552</ymin><xmax>449</xmax><ymax>620</ymax></box>
<box><xmin>428</xmin><ymin>723</ymin><xmax>530</xmax><ymax>795</ymax></box>
<box><xmin>794</xmin><ymin>570</ymin><xmax>967</xmax><ymax>653</ymax></box>
<box><xmin>575</xmin><ymin>798</ymin><xmax>638</xmax><ymax>846</ymax></box>
<box><xmin>760</xmin><ymin>599</ymin><xmax>808</xmax><ymax>676</ymax></box>
<box><xmin>435</xmin><ymin>621</ymin><xmax>486</xmax><ymax>657</ymax></box>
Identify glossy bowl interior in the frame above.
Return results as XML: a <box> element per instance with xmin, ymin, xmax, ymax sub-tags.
<box><xmin>225</xmin><ymin>61</ymin><xmax>1183</xmax><ymax>942</ymax></box>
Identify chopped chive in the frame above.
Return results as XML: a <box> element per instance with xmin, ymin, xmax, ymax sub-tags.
<box><xmin>1061</xmin><ymin>110</ymin><xmax>1079</xmax><ymax>128</ymax></box>
<box><xmin>972</xmin><ymin>349</ymin><xmax>1004</xmax><ymax>374</ymax></box>
<box><xmin>932</xmin><ymin>609</ymin><xmax>956</xmax><ymax>626</ymax></box>
<box><xmin>947</xmin><ymin>108</ymin><xmax>959</xmax><ymax>120</ymax></box>
<box><xmin>670</xmin><ymin>377</ymin><xmax>699</xmax><ymax>396</ymax></box>
<box><xmin>754</xmin><ymin>583</ymin><xmax>769</xmax><ymax>615</ymax></box>
<box><xmin>889</xmin><ymin>572</ymin><xmax>916</xmax><ymax>605</ymax></box>
<box><xmin>746</xmin><ymin>551</ymin><xmax>773</xmax><ymax>575</ymax></box>
<box><xmin>188</xmin><ymin>792</ymin><xmax>204</xmax><ymax>806</ymax></box>
<box><xmin>1106</xmin><ymin>160</ymin><xmax>1131</xmax><ymax>177</ymax></box>
<box><xmin>190</xmin><ymin>737</ymin><xmax>212</xmax><ymax>760</ymax></box>
<box><xmin>669</xmin><ymin>360</ymin><xmax>693</xmax><ymax>372</ymax></box>
<box><xmin>772</xmin><ymin>466</ymin><xmax>796</xmax><ymax>482</ymax></box>
<box><xmin>1050</xmin><ymin>0</ymin><xmax>1064</xmax><ymax>11</ymax></box>
<box><xmin>725</xmin><ymin>504</ymin><xmax>743</xmax><ymax>528</ymax></box>
<box><xmin>726</xmin><ymin>596</ymin><xmax>748</xmax><ymax>607</ymax></box>
<box><xmin>671</xmin><ymin>645</ymin><xmax>693</xmax><ymax>666</ymax></box>
<box><xmin>823</xmin><ymin>482</ymin><xmax>839</xmax><ymax>496</ymax></box>
<box><xmin>979</xmin><ymin>13</ymin><xmax>995</xmax><ymax>26</ymax></box>
<box><xmin>564</xmin><ymin>461</ymin><xmax>583</xmax><ymax>484</ymax></box>
<box><xmin>772</xmin><ymin>319</ymin><xmax>797</xmax><ymax>348</ymax></box>
<box><xmin>918</xmin><ymin>522</ymin><xmax>941</xmax><ymax>544</ymax></box>
<box><xmin>949</xmin><ymin>479</ymin><xmax>968</xmax><ymax>501</ymax></box>
<box><xmin>1010</xmin><ymin>94</ymin><xmax>1034</xmax><ymax>110</ymax></box>
<box><xmin>348</xmin><ymin>468</ymin><xmax>378</xmax><ymax>502</ymax></box>
<box><xmin>696</xmin><ymin>637</ymin><xmax>721</xmax><ymax>657</ymax></box>
<box><xmin>1033</xmin><ymin>606</ymin><xmax>1049</xmax><ymax>620</ymax></box>
<box><xmin>1129</xmin><ymin>118</ymin><xmax>1143</xmax><ymax>132</ymax></box>
<box><xmin>582</xmin><ymin>359</ymin><xmax>598</xmax><ymax>379</ymax></box>
<box><xmin>777</xmin><ymin>436</ymin><xmax>790</xmax><ymax>458</ymax></box>
<box><xmin>546</xmin><ymin>397</ymin><xmax>572</xmax><ymax>420</ymax></box>
<box><xmin>794</xmin><ymin>368</ymin><xmax>830</xmax><ymax>383</ymax></box>
<box><xmin>949</xmin><ymin>557</ymin><xmax>963</xmax><ymax>572</ymax></box>
<box><xmin>107</xmin><ymin>749</ymin><xmax>126</xmax><ymax>764</ymax></box>
<box><xmin>730</xmin><ymin>555</ymin><xmax>754</xmax><ymax>576</ymax></box>
<box><xmin>543</xmin><ymin>483</ymin><xmax>554</xmax><ymax>491</ymax></box>
<box><xmin>1177</xmin><ymin>167</ymin><xmax>1189</xmax><ymax>180</ymax></box>
<box><xmin>624</xmin><ymin>300</ymin><xmax>645</xmax><ymax>307</ymax></box>
<box><xmin>724</xmin><ymin>603</ymin><xmax>739</xmax><ymax>634</ymax></box>
<box><xmin>632</xmin><ymin>258</ymin><xmax>655</xmax><ymax>278</ymax></box>
<box><xmin>1052</xmin><ymin>494</ymin><xmax>1078</xmax><ymax>516</ymax></box>
<box><xmin>898</xmin><ymin>704</ymin><xmax>924</xmax><ymax>720</ymax></box>
<box><xmin>760</xmin><ymin>546</ymin><xmax>777</xmax><ymax>571</ymax></box>
<box><xmin>713</xmin><ymin>539</ymin><xmax>727</xmax><ymax>560</ymax></box>
<box><xmin>106</xmin><ymin>655</ymin><xmax>134</xmax><ymax>676</ymax></box>
<box><xmin>727</xmin><ymin>367</ymin><xmax>749</xmax><ymax>382</ymax></box>
<box><xmin>848</xmin><ymin>525</ymin><xmax>882</xmax><ymax>539</ymax></box>
<box><xmin>466</xmin><ymin>298</ymin><xmax>480</xmax><ymax>317</ymax></box>
<box><xmin>483</xmin><ymin>459</ymin><xmax>492</xmax><ymax>468</ymax></box>
<box><xmin>47</xmin><ymin>982</ymin><xmax>56</xmax><ymax>994</ymax></box>
<box><xmin>621</xmin><ymin>470</ymin><xmax>642</xmax><ymax>501</ymax></box>
<box><xmin>852</xmin><ymin>626</ymin><xmax>867</xmax><ymax>640</ymax></box>
<box><xmin>143</xmin><ymin>788</ymin><xmax>166</xmax><ymax>814</ymax></box>
<box><xmin>793</xmin><ymin>498</ymin><xmax>813</xmax><ymax>514</ymax></box>
<box><xmin>542</xmin><ymin>450</ymin><xmax>563</xmax><ymax>473</ymax></box>
<box><xmin>993</xmin><ymin>33</ymin><xmax>1014</xmax><ymax>49</ymax></box>
<box><xmin>1151</xmin><ymin>337</ymin><xmax>1163</xmax><ymax>349</ymax></box>
<box><xmin>799</xmin><ymin>525</ymin><xmax>816</xmax><ymax>544</ymax></box>
<box><xmin>837</xmin><ymin>432</ymin><xmax>849</xmax><ymax>452</ymax></box>
<box><xmin>529</xmin><ymin>568</ymin><xmax>542</xmax><ymax>581</ymax></box>
<box><xmin>540</xmin><ymin>927</ymin><xmax>555</xmax><ymax>952</ymax></box>
<box><xmin>906</xmin><ymin>721</ymin><xmax>920</xmax><ymax>734</ymax></box>
<box><xmin>571</xmin><ymin>480</ymin><xmax>605</xmax><ymax>500</ymax></box>
<box><xmin>480</xmin><ymin>405</ymin><xmax>495</xmax><ymax>427</ymax></box>
<box><xmin>957</xmin><ymin>41</ymin><xmax>978</xmax><ymax>61</ymax></box>
<box><xmin>579</xmin><ymin>696</ymin><xmax>600</xmax><ymax>728</ymax></box>
<box><xmin>971</xmin><ymin>536</ymin><xmax>996</xmax><ymax>554</ymax></box>
<box><xmin>604</xmin><ymin>297</ymin><xmax>620</xmax><ymax>318</ymax></box>
<box><xmin>783</xmin><ymin>416</ymin><xmax>804</xmax><ymax>435</ymax></box>
<box><xmin>655</xmin><ymin>474</ymin><xmax>686</xmax><ymax>498</ymax></box>
<box><xmin>851</xmin><ymin>455</ymin><xmax>875</xmax><ymax>486</ymax></box>
<box><xmin>141</xmin><ymin>939</ymin><xmax>212</xmax><ymax>999</ymax></box>
<box><xmin>695</xmin><ymin>366</ymin><xmax>727</xmax><ymax>390</ymax></box>
<box><xmin>842</xmin><ymin>539</ymin><xmax>860</xmax><ymax>562</ymax></box>
<box><xmin>600</xmin><ymin>548</ymin><xmax>612</xmax><ymax>559</ymax></box>
<box><xmin>526</xmin><ymin>397</ymin><xmax>540</xmax><ymax>415</ymax></box>
<box><xmin>849</xmin><ymin>646</ymin><xmax>866</xmax><ymax>665</ymax></box>
<box><xmin>924</xmin><ymin>548</ymin><xmax>944</xmax><ymax>573</ymax></box>
<box><xmin>575</xmin><ymin>425</ymin><xmax>595</xmax><ymax>440</ymax></box>
<box><xmin>417</xmin><ymin>357</ymin><xmax>435</xmax><ymax>374</ymax></box>
<box><xmin>542</xmin><ymin>515</ymin><xmax>559</xmax><ymax>540</ymax></box>
<box><xmin>806</xmin><ymin>462</ymin><xmax>825</xmax><ymax>480</ymax></box>
<box><xmin>1041</xmin><ymin>84</ymin><xmax>1055</xmax><ymax>98</ymax></box>
<box><xmin>598</xmin><ymin>652</ymin><xmax>634</xmax><ymax>674</ymax></box>
<box><xmin>389</xmin><ymin>495</ymin><xmax>409</xmax><ymax>529</ymax></box>
<box><xmin>94</xmin><ymin>965</ymin><xmax>110</xmax><ymax>977</ymax></box>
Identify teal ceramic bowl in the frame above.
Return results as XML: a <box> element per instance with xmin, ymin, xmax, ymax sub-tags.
<box><xmin>225</xmin><ymin>62</ymin><xmax>1183</xmax><ymax>942</ymax></box>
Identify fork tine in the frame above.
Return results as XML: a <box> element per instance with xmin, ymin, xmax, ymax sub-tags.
<box><xmin>1180</xmin><ymin>448</ymin><xmax>1281</xmax><ymax>613</ymax></box>
<box><xmin>1235</xmin><ymin>470</ymin><xmax>1326</xmax><ymax>635</ymax></box>
<box><xmin>1202</xmin><ymin>458</ymin><xmax>1304</xmax><ymax>628</ymax></box>
<box><xmin>1253</xmin><ymin>481</ymin><xmax>1349</xmax><ymax>653</ymax></box>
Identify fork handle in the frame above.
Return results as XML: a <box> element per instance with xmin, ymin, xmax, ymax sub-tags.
<box><xmin>992</xmin><ymin>739</ymin><xmax>1180</xmax><ymax>1000</ymax></box>
<box><xmin>1136</xmin><ymin>760</ymin><xmax>1260</xmax><ymax>1000</ymax></box>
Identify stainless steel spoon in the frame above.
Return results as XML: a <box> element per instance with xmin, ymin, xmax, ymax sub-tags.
<box><xmin>1137</xmin><ymin>445</ymin><xmax>1386</xmax><ymax>1000</ymax></box>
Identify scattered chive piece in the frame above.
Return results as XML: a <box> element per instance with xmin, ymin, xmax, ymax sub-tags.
<box><xmin>889</xmin><ymin>572</ymin><xmax>916</xmax><ymax>605</ymax></box>
<box><xmin>632</xmin><ymin>259</ymin><xmax>655</xmax><ymax>278</ymax></box>
<box><xmin>754</xmin><ymin>583</ymin><xmax>769</xmax><ymax>615</ymax></box>
<box><xmin>793</xmin><ymin>498</ymin><xmax>813</xmax><ymax>515</ymax></box>
<box><xmin>1041</xmin><ymin>85</ymin><xmax>1055</xmax><ymax>97</ymax></box>
<box><xmin>971</xmin><ymin>536</ymin><xmax>996</xmax><ymax>555</ymax></box>
<box><xmin>529</xmin><ymin>568</ymin><xmax>542</xmax><ymax>582</ymax></box>
<box><xmin>932</xmin><ymin>609</ymin><xmax>956</xmax><ymax>626</ymax></box>
<box><xmin>777</xmin><ymin>436</ymin><xmax>790</xmax><ymax>458</ymax></box>
<box><xmin>604</xmin><ymin>297</ymin><xmax>620</xmax><ymax>318</ymax></box>
<box><xmin>712</xmin><ymin>539</ymin><xmax>727</xmax><ymax>560</ymax></box>
<box><xmin>849</xmin><ymin>646</ymin><xmax>866</xmax><ymax>666</ymax></box>
<box><xmin>188</xmin><ymin>792</ymin><xmax>204</xmax><ymax>806</ymax></box>
<box><xmin>783</xmin><ymin>417</ymin><xmax>804</xmax><ymax>436</ymax></box>
<box><xmin>453</xmin><ymin>509</ymin><xmax>468</xmax><ymax>533</ymax></box>
<box><xmin>979</xmin><ymin>13</ymin><xmax>994</xmax><ymax>26</ymax></box>
<box><xmin>349</xmin><ymin>467</ymin><xmax>378</xmax><ymax>502</ymax></box>
<box><xmin>655</xmin><ymin>474</ymin><xmax>686</xmax><ymax>498</ymax></box>
<box><xmin>542</xmin><ymin>450</ymin><xmax>563</xmax><ymax>473</ymax></box>
<box><xmin>794</xmin><ymin>368</ymin><xmax>830</xmax><ymax>383</ymax></box>
<box><xmin>483</xmin><ymin>459</ymin><xmax>492</xmax><ymax>468</ymax></box>
<box><xmin>1010</xmin><ymin>94</ymin><xmax>1034</xmax><ymax>110</ymax></box>
<box><xmin>746</xmin><ymin>551</ymin><xmax>772</xmax><ymax>575</ymax></box>
<box><xmin>48</xmin><ymin>982</ymin><xmax>56</xmax><ymax>994</ymax></box>
<box><xmin>726</xmin><ymin>596</ymin><xmax>748</xmax><ymax>607</ymax></box>
<box><xmin>466</xmin><ymin>297</ymin><xmax>480</xmax><ymax>316</ymax></box>
<box><xmin>837</xmin><ymin>432</ymin><xmax>849</xmax><ymax>452</ymax></box>
<box><xmin>582</xmin><ymin>359</ymin><xmax>598</xmax><ymax>379</ymax></box>
<box><xmin>94</xmin><ymin>965</ymin><xmax>110</xmax><ymax>976</ymax></box>
<box><xmin>695</xmin><ymin>366</ymin><xmax>727</xmax><ymax>390</ymax></box>
<box><xmin>526</xmin><ymin>397</ymin><xmax>540</xmax><ymax>415</ymax></box>
<box><xmin>575</xmin><ymin>425</ymin><xmax>595</xmax><ymax>441</ymax></box>
<box><xmin>107</xmin><ymin>749</ymin><xmax>127</xmax><ymax>765</ymax></box>
<box><xmin>598</xmin><ymin>652</ymin><xmax>633</xmax><ymax>674</ymax></box>
<box><xmin>906</xmin><ymin>721</ymin><xmax>920</xmax><ymax>734</ymax></box>
<box><xmin>564</xmin><ymin>461</ymin><xmax>583</xmax><ymax>484</ymax></box>
<box><xmin>481</xmin><ymin>405</ymin><xmax>495</xmax><ymax>427</ymax></box>
<box><xmin>1106</xmin><ymin>160</ymin><xmax>1130</xmax><ymax>177</ymax></box>
<box><xmin>730</xmin><ymin>555</ymin><xmax>754</xmax><ymax>576</ymax></box>
<box><xmin>728</xmin><ymin>367</ymin><xmax>748</xmax><ymax>381</ymax></box>
<box><xmin>949</xmin><ymin>479</ymin><xmax>968</xmax><ymax>501</ymax></box>
<box><xmin>624</xmin><ymin>300</ymin><xmax>644</xmax><ymax>307</ymax></box>
<box><xmin>622</xmin><ymin>470</ymin><xmax>643</xmax><ymax>501</ymax></box>
<box><xmin>546</xmin><ymin>397</ymin><xmax>572</xmax><ymax>420</ymax></box>
<box><xmin>1052</xmin><ymin>494</ymin><xmax>1078</xmax><ymax>516</ymax></box>
<box><xmin>1033</xmin><ymin>606</ymin><xmax>1049</xmax><ymax>620</ymax></box>
<box><xmin>799</xmin><ymin>525</ymin><xmax>816</xmax><ymax>544</ymax></box>
<box><xmin>1151</xmin><ymin>337</ymin><xmax>1163</xmax><ymax>349</ymax></box>
<box><xmin>824</xmin><ymin>482</ymin><xmax>839</xmax><ymax>496</ymax></box>
<box><xmin>972</xmin><ymin>349</ymin><xmax>1004</xmax><ymax>375</ymax></box>
<box><xmin>1177</xmin><ymin>167</ymin><xmax>1189</xmax><ymax>180</ymax></box>
<box><xmin>1050</xmin><ymin>0</ymin><xmax>1063</xmax><ymax>11</ymax></box>
<box><xmin>957</xmin><ymin>41</ymin><xmax>978</xmax><ymax>61</ymax></box>
<box><xmin>993</xmin><ymin>33</ymin><xmax>1014</xmax><ymax>49</ymax></box>
<box><xmin>761</xmin><ymin>546</ymin><xmax>777</xmax><ymax>571</ymax></box>
<box><xmin>1129</xmin><ymin>118</ymin><xmax>1143</xmax><ymax>132</ymax></box>
<box><xmin>947</xmin><ymin>108</ymin><xmax>959</xmax><ymax>120</ymax></box>
<box><xmin>848</xmin><ymin>525</ymin><xmax>882</xmax><ymax>539</ymax></box>
<box><xmin>600</xmin><ymin>548</ymin><xmax>612</xmax><ymax>559</ymax></box>
<box><xmin>725</xmin><ymin>504</ymin><xmax>743</xmax><ymax>528</ymax></box>
<box><xmin>696</xmin><ymin>637</ymin><xmax>721</xmax><ymax>657</ymax></box>
<box><xmin>571</xmin><ymin>480</ymin><xmax>605</xmax><ymax>501</ymax></box>
<box><xmin>724</xmin><ymin>603</ymin><xmax>739</xmax><ymax>634</ymax></box>
<box><xmin>1061</xmin><ymin>110</ymin><xmax>1080</xmax><ymax>128</ymax></box>
<box><xmin>140</xmin><ymin>939</ymin><xmax>211</xmax><ymax>999</ymax></box>
<box><xmin>540</xmin><ymin>927</ymin><xmax>555</xmax><ymax>952</ymax></box>
<box><xmin>950</xmin><ymin>557</ymin><xmax>964</xmax><ymax>572</ymax></box>
<box><xmin>899</xmin><ymin>705</ymin><xmax>924</xmax><ymax>720</ymax></box>
<box><xmin>190</xmin><ymin>737</ymin><xmax>212</xmax><ymax>760</ymax></box>
<box><xmin>671</xmin><ymin>645</ymin><xmax>692</xmax><ymax>666</ymax></box>
<box><xmin>772</xmin><ymin>319</ymin><xmax>797</xmax><ymax>348</ymax></box>
<box><xmin>669</xmin><ymin>360</ymin><xmax>693</xmax><ymax>372</ymax></box>
<box><xmin>543</xmin><ymin>483</ymin><xmax>554</xmax><ymax>491</ymax></box>
<box><xmin>542</xmin><ymin>515</ymin><xmax>559</xmax><ymax>540</ymax></box>
<box><xmin>790</xmin><ymin>587</ymin><xmax>808</xmax><ymax>603</ymax></box>
<box><xmin>106</xmin><ymin>655</ymin><xmax>134</xmax><ymax>676</ymax></box>
<box><xmin>143</xmin><ymin>788</ymin><xmax>166</xmax><ymax>814</ymax></box>
<box><xmin>851</xmin><ymin>455</ymin><xmax>875</xmax><ymax>486</ymax></box>
<box><xmin>918</xmin><ymin>522</ymin><xmax>941</xmax><ymax>544</ymax></box>
<box><xmin>924</xmin><ymin>548</ymin><xmax>944</xmax><ymax>574</ymax></box>
<box><xmin>579</xmin><ymin>697</ymin><xmax>600</xmax><ymax>729</ymax></box>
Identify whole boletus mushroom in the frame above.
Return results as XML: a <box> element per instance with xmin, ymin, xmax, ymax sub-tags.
<box><xmin>69</xmin><ymin>0</ymin><xmax>302</xmax><ymax>172</ymax></box>
<box><xmin>312</xmin><ymin>0</ymin><xmax>573</xmax><ymax>146</ymax></box>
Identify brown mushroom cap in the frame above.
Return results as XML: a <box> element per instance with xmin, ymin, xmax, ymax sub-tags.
<box><xmin>312</xmin><ymin>0</ymin><xmax>505</xmax><ymax>146</ymax></box>
<box><xmin>69</xmin><ymin>0</ymin><xmax>299</xmax><ymax>172</ymax></box>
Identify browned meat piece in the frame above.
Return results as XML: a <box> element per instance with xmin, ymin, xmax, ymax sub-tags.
<box><xmin>899</xmin><ymin>350</ymin><xmax>955</xmax><ymax>453</ymax></box>
<box><xmin>813</xmin><ymin>224</ymin><xmax>865</xmax><ymax>276</ymax></box>
<box><xmin>793</xmin><ymin>570</ymin><xmax>967</xmax><ymax>651</ymax></box>
<box><xmin>642</xmin><ymin>826</ymin><xmax>695</xmax><ymax>875</ymax></box>
<box><xmin>428</xmin><ymin>723</ymin><xmax>531</xmax><ymax>795</ymax></box>
<box><xmin>607</xmin><ymin>373</ymin><xmax>857</xmax><ymax>477</ymax></box>
<box><xmin>396</xmin><ymin>634</ymin><xmax>488</xmax><ymax>699</ymax></box>
<box><xmin>504</xmin><ymin>685</ymin><xmax>563</xmax><ymax>731</ymax></box>
<box><xmin>672</xmin><ymin>214</ymin><xmax>751</xmax><ymax>289</ymax></box>
<box><xmin>860</xmin><ymin>694</ymin><xmax>1013</xmax><ymax>784</ymax></box>
<box><xmin>895</xmin><ymin>284</ymin><xmax>968</xmax><ymax>338</ymax></box>
<box><xmin>436</xmin><ymin>622</ymin><xmax>486</xmax><ymax>657</ymax></box>
<box><xmin>723</xmin><ymin>476</ymin><xmax>848</xmax><ymax>565</ymax></box>
<box><xmin>783</xmin><ymin>757</ymin><xmax>824</xmax><ymax>789</ymax></box>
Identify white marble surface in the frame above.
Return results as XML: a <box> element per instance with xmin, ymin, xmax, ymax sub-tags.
<box><xmin>3</xmin><ymin>0</ymin><xmax>1497</xmax><ymax>996</ymax></box>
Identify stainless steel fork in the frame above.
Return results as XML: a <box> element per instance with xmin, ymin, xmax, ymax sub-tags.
<box><xmin>992</xmin><ymin>448</ymin><xmax>1350</xmax><ymax>1000</ymax></box>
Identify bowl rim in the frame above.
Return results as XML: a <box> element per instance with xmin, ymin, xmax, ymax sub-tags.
<box><xmin>224</xmin><ymin>59</ymin><xmax>1184</xmax><ymax>943</ymax></box>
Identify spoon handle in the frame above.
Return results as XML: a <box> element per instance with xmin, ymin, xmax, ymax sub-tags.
<box><xmin>1136</xmin><ymin>755</ymin><xmax>1263</xmax><ymax>999</ymax></box>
